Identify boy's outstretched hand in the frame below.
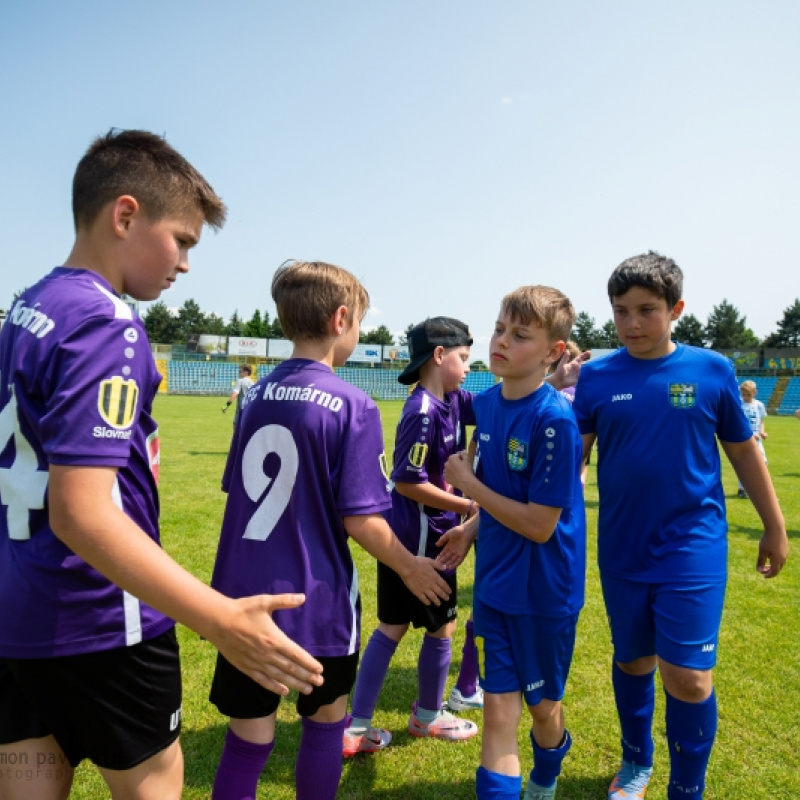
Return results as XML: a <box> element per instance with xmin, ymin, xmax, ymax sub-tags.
<box><xmin>399</xmin><ymin>557</ymin><xmax>452</xmax><ymax>606</ymax></box>
<box><xmin>213</xmin><ymin>593</ymin><xmax>325</xmax><ymax>696</ymax></box>
<box><xmin>436</xmin><ymin>515</ymin><xmax>478</xmax><ymax>571</ymax></box>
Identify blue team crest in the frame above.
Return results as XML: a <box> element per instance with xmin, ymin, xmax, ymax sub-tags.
<box><xmin>506</xmin><ymin>437</ymin><xmax>528</xmax><ymax>471</ymax></box>
<box><xmin>97</xmin><ymin>376</ymin><xmax>139</xmax><ymax>429</ymax></box>
<box><xmin>668</xmin><ymin>382</ymin><xmax>697</xmax><ymax>409</ymax></box>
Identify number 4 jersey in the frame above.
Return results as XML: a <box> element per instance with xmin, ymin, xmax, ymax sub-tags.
<box><xmin>211</xmin><ymin>358</ymin><xmax>392</xmax><ymax>658</ymax></box>
<box><xmin>0</xmin><ymin>268</ymin><xmax>170</xmax><ymax>659</ymax></box>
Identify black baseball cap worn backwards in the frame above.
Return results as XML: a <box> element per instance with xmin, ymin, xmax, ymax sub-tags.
<box><xmin>398</xmin><ymin>317</ymin><xmax>473</xmax><ymax>386</ymax></box>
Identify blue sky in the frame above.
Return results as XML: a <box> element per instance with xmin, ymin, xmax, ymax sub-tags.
<box><xmin>1</xmin><ymin>1</ymin><xmax>798</xmax><ymax>363</ymax></box>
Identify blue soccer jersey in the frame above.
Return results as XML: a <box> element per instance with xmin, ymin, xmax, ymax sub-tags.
<box><xmin>211</xmin><ymin>359</ymin><xmax>392</xmax><ymax>658</ymax></box>
<box><xmin>388</xmin><ymin>387</ymin><xmax>475</xmax><ymax>567</ymax></box>
<box><xmin>472</xmin><ymin>383</ymin><xmax>585</xmax><ymax>617</ymax></box>
<box><xmin>0</xmin><ymin>268</ymin><xmax>170</xmax><ymax>658</ymax></box>
<box><xmin>572</xmin><ymin>344</ymin><xmax>752</xmax><ymax>582</ymax></box>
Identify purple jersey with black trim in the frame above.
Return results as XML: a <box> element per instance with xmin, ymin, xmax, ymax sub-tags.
<box><xmin>0</xmin><ymin>268</ymin><xmax>170</xmax><ymax>659</ymax></box>
<box><xmin>387</xmin><ymin>387</ymin><xmax>475</xmax><ymax>566</ymax></box>
<box><xmin>211</xmin><ymin>359</ymin><xmax>392</xmax><ymax>657</ymax></box>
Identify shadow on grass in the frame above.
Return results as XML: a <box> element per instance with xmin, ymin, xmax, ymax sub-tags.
<box><xmin>187</xmin><ymin>450</ymin><xmax>229</xmax><ymax>456</ymax></box>
<box><xmin>727</xmin><ymin>522</ymin><xmax>771</xmax><ymax>539</ymax></box>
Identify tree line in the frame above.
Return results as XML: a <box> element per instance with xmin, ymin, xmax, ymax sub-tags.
<box><xmin>142</xmin><ymin>298</ymin><xmax>800</xmax><ymax>351</ymax></box>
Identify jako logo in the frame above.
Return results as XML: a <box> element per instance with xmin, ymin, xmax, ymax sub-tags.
<box><xmin>612</xmin><ymin>394</ymin><xmax>633</xmax><ymax>402</ymax></box>
<box><xmin>701</xmin><ymin>643</ymin><xmax>715</xmax><ymax>652</ymax></box>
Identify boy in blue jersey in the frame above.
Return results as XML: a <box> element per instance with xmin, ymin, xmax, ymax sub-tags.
<box><xmin>445</xmin><ymin>286</ymin><xmax>586</xmax><ymax>800</ymax></box>
<box><xmin>208</xmin><ymin>261</ymin><xmax>451</xmax><ymax>800</ymax></box>
<box><xmin>572</xmin><ymin>252</ymin><xmax>788</xmax><ymax>800</ymax></box>
<box><xmin>343</xmin><ymin>317</ymin><xmax>480</xmax><ymax>758</ymax></box>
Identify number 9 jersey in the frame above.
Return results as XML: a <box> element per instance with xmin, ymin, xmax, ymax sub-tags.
<box><xmin>210</xmin><ymin>358</ymin><xmax>393</xmax><ymax>657</ymax></box>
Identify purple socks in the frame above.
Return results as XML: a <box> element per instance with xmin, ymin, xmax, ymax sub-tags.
<box><xmin>211</xmin><ymin>727</ymin><xmax>273</xmax><ymax>800</ymax></box>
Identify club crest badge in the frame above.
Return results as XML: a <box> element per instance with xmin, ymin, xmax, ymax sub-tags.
<box><xmin>408</xmin><ymin>442</ymin><xmax>428</xmax><ymax>468</ymax></box>
<box><xmin>97</xmin><ymin>376</ymin><xmax>139</xmax><ymax>429</ymax></box>
<box><xmin>668</xmin><ymin>383</ymin><xmax>697</xmax><ymax>409</ymax></box>
<box><xmin>507</xmin><ymin>437</ymin><xmax>528</xmax><ymax>471</ymax></box>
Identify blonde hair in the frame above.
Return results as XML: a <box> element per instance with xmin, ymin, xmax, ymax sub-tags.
<box><xmin>272</xmin><ymin>260</ymin><xmax>369</xmax><ymax>342</ymax></box>
<box><xmin>501</xmin><ymin>285</ymin><xmax>574</xmax><ymax>342</ymax></box>
<box><xmin>740</xmin><ymin>380</ymin><xmax>757</xmax><ymax>395</ymax></box>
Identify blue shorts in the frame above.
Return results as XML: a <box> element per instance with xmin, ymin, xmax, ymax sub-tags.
<box><xmin>601</xmin><ymin>574</ymin><xmax>726</xmax><ymax>669</ymax></box>
<box><xmin>472</xmin><ymin>596</ymin><xmax>578</xmax><ymax>707</ymax></box>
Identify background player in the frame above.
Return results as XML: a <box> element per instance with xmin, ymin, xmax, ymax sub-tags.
<box><xmin>737</xmin><ymin>379</ymin><xmax>768</xmax><ymax>499</ymax></box>
<box><xmin>223</xmin><ymin>364</ymin><xmax>255</xmax><ymax>425</ymax></box>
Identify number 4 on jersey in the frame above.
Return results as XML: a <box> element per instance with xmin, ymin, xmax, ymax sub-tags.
<box><xmin>0</xmin><ymin>389</ymin><xmax>49</xmax><ymax>541</ymax></box>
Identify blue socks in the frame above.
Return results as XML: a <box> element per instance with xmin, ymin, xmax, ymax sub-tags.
<box><xmin>476</xmin><ymin>766</ymin><xmax>523</xmax><ymax>799</ymax></box>
<box><xmin>529</xmin><ymin>729</ymin><xmax>572</xmax><ymax>789</ymax></box>
<box><xmin>455</xmin><ymin>618</ymin><xmax>479</xmax><ymax>697</ymax></box>
<box><xmin>211</xmin><ymin>727</ymin><xmax>273</xmax><ymax>800</ymax></box>
<box><xmin>666</xmin><ymin>690</ymin><xmax>717</xmax><ymax>799</ymax></box>
<box><xmin>613</xmin><ymin>662</ymin><xmax>655</xmax><ymax>768</ymax></box>
<box><xmin>417</xmin><ymin>635</ymin><xmax>452</xmax><ymax>713</ymax></box>
<box><xmin>350</xmin><ymin>629</ymin><xmax>399</xmax><ymax>725</ymax></box>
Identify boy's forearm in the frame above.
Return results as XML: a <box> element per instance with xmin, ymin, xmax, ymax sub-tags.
<box><xmin>722</xmin><ymin>440</ymin><xmax>782</xmax><ymax>520</ymax></box>
<box><xmin>49</xmin><ymin>465</ymin><xmax>237</xmax><ymax>639</ymax></box>
<box><xmin>456</xmin><ymin>474</ymin><xmax>559</xmax><ymax>543</ymax></box>
<box><xmin>395</xmin><ymin>480</ymin><xmax>473</xmax><ymax>515</ymax></box>
<box><xmin>345</xmin><ymin>513</ymin><xmax>418</xmax><ymax>574</ymax></box>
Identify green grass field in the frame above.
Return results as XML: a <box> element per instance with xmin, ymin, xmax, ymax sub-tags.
<box><xmin>71</xmin><ymin>396</ymin><xmax>800</xmax><ymax>799</ymax></box>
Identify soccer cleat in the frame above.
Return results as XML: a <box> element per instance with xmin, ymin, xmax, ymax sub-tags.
<box><xmin>447</xmin><ymin>685</ymin><xmax>484</xmax><ymax>711</ymax></box>
<box><xmin>608</xmin><ymin>760</ymin><xmax>652</xmax><ymax>799</ymax></box>
<box><xmin>524</xmin><ymin>778</ymin><xmax>558</xmax><ymax>800</ymax></box>
<box><xmin>342</xmin><ymin>726</ymin><xmax>392</xmax><ymax>757</ymax></box>
<box><xmin>737</xmin><ymin>488</ymin><xmax>748</xmax><ymax>499</ymax></box>
<box><xmin>408</xmin><ymin>701</ymin><xmax>478</xmax><ymax>741</ymax></box>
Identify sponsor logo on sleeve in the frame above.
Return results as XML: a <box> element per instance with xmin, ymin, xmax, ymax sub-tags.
<box><xmin>97</xmin><ymin>376</ymin><xmax>139</xmax><ymax>429</ymax></box>
<box><xmin>408</xmin><ymin>442</ymin><xmax>428</xmax><ymax>468</ymax></box>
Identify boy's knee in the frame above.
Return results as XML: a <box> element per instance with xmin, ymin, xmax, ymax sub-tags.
<box><xmin>483</xmin><ymin>692</ymin><xmax>523</xmax><ymax>732</ymax></box>
<box><xmin>527</xmin><ymin>697</ymin><xmax>561</xmax><ymax>727</ymax></box>
<box><xmin>659</xmin><ymin>661</ymin><xmax>713</xmax><ymax>703</ymax></box>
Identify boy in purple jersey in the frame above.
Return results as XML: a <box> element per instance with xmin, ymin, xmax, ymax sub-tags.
<box><xmin>208</xmin><ymin>261</ymin><xmax>451</xmax><ymax>800</ymax></box>
<box><xmin>0</xmin><ymin>130</ymin><xmax>324</xmax><ymax>800</ymax></box>
<box><xmin>445</xmin><ymin>286</ymin><xmax>586</xmax><ymax>800</ymax></box>
<box><xmin>572</xmin><ymin>252</ymin><xmax>787</xmax><ymax>800</ymax></box>
<box><xmin>343</xmin><ymin>317</ymin><xmax>480</xmax><ymax>757</ymax></box>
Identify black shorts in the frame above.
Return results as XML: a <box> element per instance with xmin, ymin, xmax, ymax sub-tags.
<box><xmin>209</xmin><ymin>651</ymin><xmax>358</xmax><ymax>719</ymax></box>
<box><xmin>377</xmin><ymin>562</ymin><xmax>459</xmax><ymax>633</ymax></box>
<box><xmin>0</xmin><ymin>628</ymin><xmax>182</xmax><ymax>770</ymax></box>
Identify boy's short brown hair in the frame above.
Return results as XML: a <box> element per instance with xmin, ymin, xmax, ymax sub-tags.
<box><xmin>608</xmin><ymin>251</ymin><xmax>683</xmax><ymax>308</ymax></box>
<box><xmin>72</xmin><ymin>129</ymin><xmax>227</xmax><ymax>231</ymax></box>
<box><xmin>272</xmin><ymin>260</ymin><xmax>369</xmax><ymax>342</ymax></box>
<box><xmin>501</xmin><ymin>285</ymin><xmax>574</xmax><ymax>343</ymax></box>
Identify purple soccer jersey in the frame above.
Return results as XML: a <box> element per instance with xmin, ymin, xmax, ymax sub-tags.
<box><xmin>387</xmin><ymin>387</ymin><xmax>475</xmax><ymax>563</ymax></box>
<box><xmin>211</xmin><ymin>359</ymin><xmax>392</xmax><ymax>657</ymax></box>
<box><xmin>0</xmin><ymin>268</ymin><xmax>171</xmax><ymax>659</ymax></box>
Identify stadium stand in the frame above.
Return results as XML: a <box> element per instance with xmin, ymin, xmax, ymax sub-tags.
<box><xmin>777</xmin><ymin>376</ymin><xmax>800</xmax><ymax>416</ymax></box>
<box><xmin>165</xmin><ymin>361</ymin><xmax>497</xmax><ymax>400</ymax></box>
<box><xmin>463</xmin><ymin>371</ymin><xmax>496</xmax><ymax>393</ymax></box>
